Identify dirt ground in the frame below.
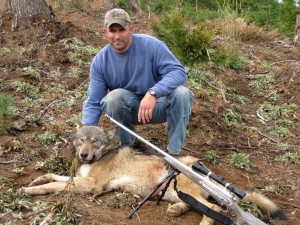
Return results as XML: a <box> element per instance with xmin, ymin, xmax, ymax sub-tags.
<box><xmin>0</xmin><ymin>1</ymin><xmax>299</xmax><ymax>225</ymax></box>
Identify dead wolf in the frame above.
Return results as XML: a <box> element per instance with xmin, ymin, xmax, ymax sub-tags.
<box><xmin>22</xmin><ymin>124</ymin><xmax>287</xmax><ymax>225</ymax></box>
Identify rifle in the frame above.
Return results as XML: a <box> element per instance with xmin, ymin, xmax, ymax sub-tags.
<box><xmin>105</xmin><ymin>114</ymin><xmax>268</xmax><ymax>225</ymax></box>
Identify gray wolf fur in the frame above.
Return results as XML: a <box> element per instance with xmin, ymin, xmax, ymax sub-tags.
<box><xmin>22</xmin><ymin>124</ymin><xmax>287</xmax><ymax>225</ymax></box>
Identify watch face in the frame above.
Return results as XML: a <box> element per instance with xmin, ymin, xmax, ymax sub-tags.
<box><xmin>149</xmin><ymin>90</ymin><xmax>155</xmax><ymax>96</ymax></box>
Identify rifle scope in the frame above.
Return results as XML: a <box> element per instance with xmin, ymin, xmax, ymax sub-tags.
<box><xmin>192</xmin><ymin>160</ymin><xmax>246</xmax><ymax>199</ymax></box>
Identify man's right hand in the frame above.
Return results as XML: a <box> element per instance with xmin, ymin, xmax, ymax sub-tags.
<box><xmin>138</xmin><ymin>92</ymin><xmax>156</xmax><ymax>123</ymax></box>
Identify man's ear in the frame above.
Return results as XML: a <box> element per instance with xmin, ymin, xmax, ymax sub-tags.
<box><xmin>129</xmin><ymin>24</ymin><xmax>134</xmax><ymax>33</ymax></box>
<box><xmin>103</xmin><ymin>27</ymin><xmax>108</xmax><ymax>36</ymax></box>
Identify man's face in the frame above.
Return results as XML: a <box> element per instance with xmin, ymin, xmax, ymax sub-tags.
<box><xmin>103</xmin><ymin>23</ymin><xmax>133</xmax><ymax>53</ymax></box>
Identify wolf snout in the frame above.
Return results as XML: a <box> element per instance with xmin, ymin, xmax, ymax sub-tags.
<box><xmin>80</xmin><ymin>153</ymin><xmax>89</xmax><ymax>159</ymax></box>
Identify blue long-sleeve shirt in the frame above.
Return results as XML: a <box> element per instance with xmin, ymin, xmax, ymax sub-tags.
<box><xmin>82</xmin><ymin>34</ymin><xmax>187</xmax><ymax>125</ymax></box>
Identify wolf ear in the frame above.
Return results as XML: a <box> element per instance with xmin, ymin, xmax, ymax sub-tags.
<box><xmin>106</xmin><ymin>127</ymin><xmax>117</xmax><ymax>141</ymax></box>
<box><xmin>76</xmin><ymin>121</ymin><xmax>83</xmax><ymax>130</ymax></box>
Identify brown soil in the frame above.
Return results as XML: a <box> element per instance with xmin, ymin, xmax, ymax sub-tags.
<box><xmin>0</xmin><ymin>1</ymin><xmax>299</xmax><ymax>225</ymax></box>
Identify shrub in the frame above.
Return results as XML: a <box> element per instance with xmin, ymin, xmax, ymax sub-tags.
<box><xmin>152</xmin><ymin>10</ymin><xmax>213</xmax><ymax>66</ymax></box>
<box><xmin>0</xmin><ymin>94</ymin><xmax>17</xmax><ymax>131</ymax></box>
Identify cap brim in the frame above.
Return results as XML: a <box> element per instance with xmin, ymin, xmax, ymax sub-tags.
<box><xmin>106</xmin><ymin>19</ymin><xmax>128</xmax><ymax>28</ymax></box>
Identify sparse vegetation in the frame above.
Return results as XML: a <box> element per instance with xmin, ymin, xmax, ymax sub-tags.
<box><xmin>275</xmin><ymin>152</ymin><xmax>300</xmax><ymax>165</ymax></box>
<box><xmin>258</xmin><ymin>103</ymin><xmax>297</xmax><ymax>121</ymax></box>
<box><xmin>37</xmin><ymin>131</ymin><xmax>57</xmax><ymax>144</ymax></box>
<box><xmin>11</xmin><ymin>81</ymin><xmax>40</xmax><ymax>99</ymax></box>
<box><xmin>35</xmin><ymin>154</ymin><xmax>69</xmax><ymax>174</ymax></box>
<box><xmin>24</xmin><ymin>66</ymin><xmax>41</xmax><ymax>80</ymax></box>
<box><xmin>0</xmin><ymin>94</ymin><xmax>17</xmax><ymax>131</ymax></box>
<box><xmin>202</xmin><ymin>150</ymin><xmax>219</xmax><ymax>164</ymax></box>
<box><xmin>223</xmin><ymin>109</ymin><xmax>243</xmax><ymax>128</ymax></box>
<box><xmin>227</xmin><ymin>153</ymin><xmax>254</xmax><ymax>170</ymax></box>
<box><xmin>248</xmin><ymin>74</ymin><xmax>276</xmax><ymax>96</ymax></box>
<box><xmin>108</xmin><ymin>191</ymin><xmax>140</xmax><ymax>208</ymax></box>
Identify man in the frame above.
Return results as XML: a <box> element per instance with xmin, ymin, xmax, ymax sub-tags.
<box><xmin>82</xmin><ymin>8</ymin><xmax>193</xmax><ymax>155</ymax></box>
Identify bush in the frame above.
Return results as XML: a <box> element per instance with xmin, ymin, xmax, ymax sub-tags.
<box><xmin>152</xmin><ymin>10</ymin><xmax>213</xmax><ymax>66</ymax></box>
<box><xmin>0</xmin><ymin>94</ymin><xmax>17</xmax><ymax>131</ymax></box>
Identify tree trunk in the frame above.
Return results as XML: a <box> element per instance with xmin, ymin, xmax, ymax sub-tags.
<box><xmin>5</xmin><ymin>0</ymin><xmax>56</xmax><ymax>31</ymax></box>
<box><xmin>294</xmin><ymin>14</ymin><xmax>300</xmax><ymax>47</ymax></box>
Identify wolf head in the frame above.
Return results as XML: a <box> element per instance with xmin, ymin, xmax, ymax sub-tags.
<box><xmin>72</xmin><ymin>122</ymin><xmax>116</xmax><ymax>163</ymax></box>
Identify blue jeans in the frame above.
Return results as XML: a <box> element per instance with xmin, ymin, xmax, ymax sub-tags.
<box><xmin>100</xmin><ymin>86</ymin><xmax>194</xmax><ymax>154</ymax></box>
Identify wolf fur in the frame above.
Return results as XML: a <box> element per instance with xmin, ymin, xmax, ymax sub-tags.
<box><xmin>22</xmin><ymin>124</ymin><xmax>287</xmax><ymax>225</ymax></box>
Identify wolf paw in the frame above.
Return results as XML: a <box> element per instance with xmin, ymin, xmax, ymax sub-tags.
<box><xmin>28</xmin><ymin>174</ymin><xmax>55</xmax><ymax>186</ymax></box>
<box><xmin>199</xmin><ymin>221</ymin><xmax>214</xmax><ymax>225</ymax></box>
<box><xmin>166</xmin><ymin>202</ymin><xmax>189</xmax><ymax>217</ymax></box>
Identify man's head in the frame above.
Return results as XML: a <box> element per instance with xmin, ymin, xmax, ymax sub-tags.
<box><xmin>103</xmin><ymin>8</ymin><xmax>134</xmax><ymax>53</ymax></box>
<box><xmin>104</xmin><ymin>8</ymin><xmax>132</xmax><ymax>28</ymax></box>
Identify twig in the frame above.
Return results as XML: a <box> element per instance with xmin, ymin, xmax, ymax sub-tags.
<box><xmin>287</xmin><ymin>96</ymin><xmax>294</xmax><ymax>103</ymax></box>
<box><xmin>287</xmin><ymin>67</ymin><xmax>300</xmax><ymax>87</ymax></box>
<box><xmin>256</xmin><ymin>108</ymin><xmax>268</xmax><ymax>123</ymax></box>
<box><xmin>58</xmin><ymin>137</ymin><xmax>69</xmax><ymax>152</ymax></box>
<box><xmin>256</xmin><ymin>131</ymin><xmax>279</xmax><ymax>143</ymax></box>
<box><xmin>269</xmin><ymin>60</ymin><xmax>300</xmax><ymax>67</ymax></box>
<box><xmin>0</xmin><ymin>159</ymin><xmax>18</xmax><ymax>164</ymax></box>
<box><xmin>36</xmin><ymin>98</ymin><xmax>68</xmax><ymax>122</ymax></box>
<box><xmin>0</xmin><ymin>211</ymin><xmax>11</xmax><ymax>219</ymax></box>
<box><xmin>182</xmin><ymin>146</ymin><xmax>200</xmax><ymax>155</ymax></box>
<box><xmin>205</xmin><ymin>80</ymin><xmax>229</xmax><ymax>103</ymax></box>
<box><xmin>22</xmin><ymin>207</ymin><xmax>51</xmax><ymax>219</ymax></box>
<box><xmin>36</xmin><ymin>79</ymin><xmax>88</xmax><ymax>123</ymax></box>
<box><xmin>40</xmin><ymin>209</ymin><xmax>56</xmax><ymax>225</ymax></box>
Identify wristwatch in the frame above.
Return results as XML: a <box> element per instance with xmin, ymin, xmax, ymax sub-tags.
<box><xmin>148</xmin><ymin>89</ymin><xmax>156</xmax><ymax>97</ymax></box>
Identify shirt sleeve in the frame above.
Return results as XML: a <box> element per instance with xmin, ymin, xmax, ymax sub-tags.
<box><xmin>151</xmin><ymin>41</ymin><xmax>187</xmax><ymax>98</ymax></box>
<box><xmin>82</xmin><ymin>56</ymin><xmax>107</xmax><ymax>125</ymax></box>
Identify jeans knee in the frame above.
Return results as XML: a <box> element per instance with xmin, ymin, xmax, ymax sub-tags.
<box><xmin>101</xmin><ymin>89</ymin><xmax>138</xmax><ymax>115</ymax></box>
<box><xmin>172</xmin><ymin>86</ymin><xmax>194</xmax><ymax>106</ymax></box>
<box><xmin>101</xmin><ymin>89</ymin><xmax>127</xmax><ymax>112</ymax></box>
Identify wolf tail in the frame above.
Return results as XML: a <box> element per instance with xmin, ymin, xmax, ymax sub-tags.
<box><xmin>244</xmin><ymin>192</ymin><xmax>287</xmax><ymax>220</ymax></box>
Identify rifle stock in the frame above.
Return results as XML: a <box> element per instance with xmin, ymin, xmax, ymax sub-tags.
<box><xmin>105</xmin><ymin>114</ymin><xmax>267</xmax><ymax>225</ymax></box>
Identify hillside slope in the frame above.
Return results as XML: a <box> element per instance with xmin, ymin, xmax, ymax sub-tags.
<box><xmin>0</xmin><ymin>2</ymin><xmax>299</xmax><ymax>225</ymax></box>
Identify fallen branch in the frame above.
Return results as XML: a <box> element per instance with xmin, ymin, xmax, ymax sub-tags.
<box><xmin>22</xmin><ymin>207</ymin><xmax>51</xmax><ymax>219</ymax></box>
<box><xmin>40</xmin><ymin>209</ymin><xmax>56</xmax><ymax>225</ymax></box>
<box><xmin>0</xmin><ymin>211</ymin><xmax>11</xmax><ymax>219</ymax></box>
<box><xmin>36</xmin><ymin>79</ymin><xmax>88</xmax><ymax>123</ymax></box>
<box><xmin>256</xmin><ymin>107</ymin><xmax>268</xmax><ymax>123</ymax></box>
<box><xmin>0</xmin><ymin>159</ymin><xmax>18</xmax><ymax>164</ymax></box>
<box><xmin>205</xmin><ymin>80</ymin><xmax>229</xmax><ymax>103</ymax></box>
<box><xmin>58</xmin><ymin>137</ymin><xmax>69</xmax><ymax>152</ymax></box>
<box><xmin>287</xmin><ymin>65</ymin><xmax>300</xmax><ymax>87</ymax></box>
<box><xmin>269</xmin><ymin>60</ymin><xmax>300</xmax><ymax>67</ymax></box>
<box><xmin>256</xmin><ymin>131</ymin><xmax>279</xmax><ymax>143</ymax></box>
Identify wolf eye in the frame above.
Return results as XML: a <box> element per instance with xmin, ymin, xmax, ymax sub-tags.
<box><xmin>90</xmin><ymin>137</ymin><xmax>97</xmax><ymax>143</ymax></box>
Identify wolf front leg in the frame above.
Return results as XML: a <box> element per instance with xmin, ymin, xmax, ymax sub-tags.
<box><xmin>21</xmin><ymin>176</ymin><xmax>97</xmax><ymax>195</ymax></box>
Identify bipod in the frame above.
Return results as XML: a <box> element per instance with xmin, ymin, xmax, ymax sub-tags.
<box><xmin>127</xmin><ymin>166</ymin><xmax>179</xmax><ymax>219</ymax></box>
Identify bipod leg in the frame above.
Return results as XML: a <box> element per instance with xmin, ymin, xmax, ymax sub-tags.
<box><xmin>127</xmin><ymin>170</ymin><xmax>176</xmax><ymax>219</ymax></box>
<box><xmin>156</xmin><ymin>167</ymin><xmax>179</xmax><ymax>205</ymax></box>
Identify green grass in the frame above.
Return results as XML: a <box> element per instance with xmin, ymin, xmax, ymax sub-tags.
<box><xmin>224</xmin><ymin>109</ymin><xmax>243</xmax><ymax>128</ymax></box>
<box><xmin>275</xmin><ymin>152</ymin><xmax>300</xmax><ymax>165</ymax></box>
<box><xmin>37</xmin><ymin>131</ymin><xmax>57</xmax><ymax>144</ymax></box>
<box><xmin>227</xmin><ymin>153</ymin><xmax>254</xmax><ymax>170</ymax></box>
<box><xmin>0</xmin><ymin>94</ymin><xmax>17</xmax><ymax>131</ymax></box>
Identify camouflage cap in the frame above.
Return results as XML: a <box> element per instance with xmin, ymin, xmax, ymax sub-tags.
<box><xmin>104</xmin><ymin>8</ymin><xmax>132</xmax><ymax>28</ymax></box>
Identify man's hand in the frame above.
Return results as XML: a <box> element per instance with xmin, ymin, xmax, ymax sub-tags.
<box><xmin>138</xmin><ymin>92</ymin><xmax>156</xmax><ymax>123</ymax></box>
